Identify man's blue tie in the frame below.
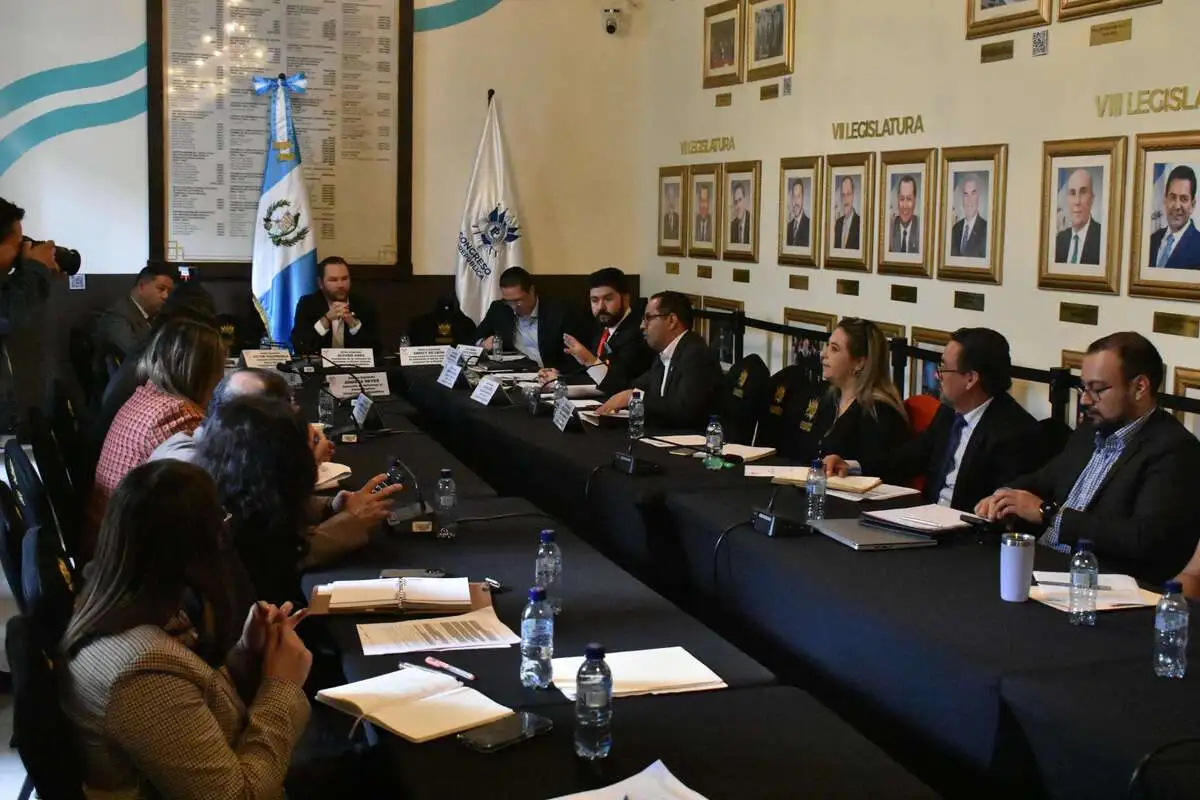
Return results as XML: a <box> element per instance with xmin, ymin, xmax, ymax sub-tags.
<box><xmin>1069</xmin><ymin>234</ymin><xmax>1080</xmax><ymax>264</ymax></box>
<box><xmin>1157</xmin><ymin>232</ymin><xmax>1177</xmax><ymax>267</ymax></box>
<box><xmin>933</xmin><ymin>413</ymin><xmax>968</xmax><ymax>500</ymax></box>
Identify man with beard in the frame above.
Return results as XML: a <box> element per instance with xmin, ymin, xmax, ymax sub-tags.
<box><xmin>290</xmin><ymin>256</ymin><xmax>380</xmax><ymax>352</ymax></box>
<box><xmin>1148</xmin><ymin>165</ymin><xmax>1200</xmax><ymax>269</ymax></box>
<box><xmin>976</xmin><ymin>332</ymin><xmax>1200</xmax><ymax>584</ymax></box>
<box><xmin>785</xmin><ymin>179</ymin><xmax>810</xmax><ymax>247</ymax></box>
<box><xmin>889</xmin><ymin>175</ymin><xmax>921</xmax><ymax>254</ymax></box>
<box><xmin>537</xmin><ymin>267</ymin><xmax>653</xmax><ymax>395</ymax></box>
<box><xmin>832</xmin><ymin>176</ymin><xmax>860</xmax><ymax>250</ymax></box>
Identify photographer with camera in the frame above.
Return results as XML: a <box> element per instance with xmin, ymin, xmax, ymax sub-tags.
<box><xmin>0</xmin><ymin>197</ymin><xmax>66</xmax><ymax>333</ymax></box>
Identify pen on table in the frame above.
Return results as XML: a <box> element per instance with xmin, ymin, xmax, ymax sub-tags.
<box><xmin>1034</xmin><ymin>580</ymin><xmax>1114</xmax><ymax>590</ymax></box>
<box><xmin>425</xmin><ymin>656</ymin><xmax>475</xmax><ymax>681</ymax></box>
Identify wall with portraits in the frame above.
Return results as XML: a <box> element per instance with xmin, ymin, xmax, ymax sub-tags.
<box><xmin>640</xmin><ymin>0</ymin><xmax>1200</xmax><ymax>417</ymax></box>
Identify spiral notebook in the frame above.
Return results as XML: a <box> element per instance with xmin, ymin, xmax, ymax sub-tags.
<box><xmin>308</xmin><ymin>576</ymin><xmax>478</xmax><ymax>614</ymax></box>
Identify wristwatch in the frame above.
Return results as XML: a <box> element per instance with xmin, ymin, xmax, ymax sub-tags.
<box><xmin>1039</xmin><ymin>500</ymin><xmax>1060</xmax><ymax>526</ymax></box>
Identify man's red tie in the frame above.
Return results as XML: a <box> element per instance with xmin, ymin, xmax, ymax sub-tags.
<box><xmin>596</xmin><ymin>328</ymin><xmax>611</xmax><ymax>359</ymax></box>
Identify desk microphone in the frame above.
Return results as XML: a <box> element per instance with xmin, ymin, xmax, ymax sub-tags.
<box><xmin>751</xmin><ymin>484</ymin><xmax>805</xmax><ymax>538</ymax></box>
<box><xmin>611</xmin><ymin>437</ymin><xmax>663</xmax><ymax>476</ymax></box>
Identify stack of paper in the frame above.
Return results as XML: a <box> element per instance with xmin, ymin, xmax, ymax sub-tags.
<box><xmin>1031</xmin><ymin>572</ymin><xmax>1160</xmax><ymax>611</ymax></box>
<box><xmin>357</xmin><ymin>606</ymin><xmax>521</xmax><ymax>655</ymax></box>
<box><xmin>317</xmin><ymin>667</ymin><xmax>512</xmax><ymax>743</ymax></box>
<box><xmin>860</xmin><ymin>504</ymin><xmax>971</xmax><ymax>534</ymax></box>
<box><xmin>314</xmin><ymin>461</ymin><xmax>351</xmax><ymax>491</ymax></box>
<box><xmin>658</xmin><ymin>435</ymin><xmax>776</xmax><ymax>463</ymax></box>
<box><xmin>551</xmin><ymin>646</ymin><xmax>727</xmax><ymax>701</ymax></box>
<box><xmin>541</xmin><ymin>384</ymin><xmax>604</xmax><ymax>400</ymax></box>
<box><xmin>315</xmin><ymin>576</ymin><xmax>472</xmax><ymax>613</ymax></box>
<box><xmin>549</xmin><ymin>761</ymin><xmax>708</xmax><ymax>800</ymax></box>
<box><xmin>579</xmin><ymin>408</ymin><xmax>627</xmax><ymax>426</ymax></box>
<box><xmin>747</xmin><ymin>464</ymin><xmax>886</xmax><ymax>494</ymax></box>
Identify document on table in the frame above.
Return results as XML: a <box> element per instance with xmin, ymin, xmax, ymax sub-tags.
<box><xmin>655</xmin><ymin>436</ymin><xmax>776</xmax><ymax>462</ymax></box>
<box><xmin>747</xmin><ymin>465</ymin><xmax>892</xmax><ymax>495</ymax></box>
<box><xmin>484</xmin><ymin>372</ymin><xmax>540</xmax><ymax>382</ymax></box>
<box><xmin>861</xmin><ymin>504</ymin><xmax>971</xmax><ymax>533</ymax></box>
<box><xmin>541</xmin><ymin>384</ymin><xmax>604</xmax><ymax>399</ymax></box>
<box><xmin>1031</xmin><ymin>572</ymin><xmax>1160</xmax><ymax>611</ymax></box>
<box><xmin>551</xmin><ymin>646</ymin><xmax>727</xmax><ymax>701</ymax></box>
<box><xmin>549</xmin><ymin>760</ymin><xmax>708</xmax><ymax>800</ymax></box>
<box><xmin>357</xmin><ymin>606</ymin><xmax>520</xmax><ymax>655</ymax></box>
<box><xmin>314</xmin><ymin>461</ymin><xmax>351</xmax><ymax>491</ymax></box>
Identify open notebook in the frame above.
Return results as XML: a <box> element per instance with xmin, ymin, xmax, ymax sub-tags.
<box><xmin>316</xmin><ymin>667</ymin><xmax>512</xmax><ymax>743</ymax></box>
<box><xmin>308</xmin><ymin>576</ymin><xmax>475</xmax><ymax>614</ymax></box>
<box><xmin>653</xmin><ymin>435</ymin><xmax>776</xmax><ymax>463</ymax></box>
<box><xmin>748</xmin><ymin>465</ymin><xmax>884</xmax><ymax>494</ymax></box>
<box><xmin>550</xmin><ymin>646</ymin><xmax>727</xmax><ymax>701</ymax></box>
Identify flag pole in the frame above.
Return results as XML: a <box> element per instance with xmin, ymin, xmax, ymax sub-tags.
<box><xmin>487</xmin><ymin>88</ymin><xmax>494</xmax><ymax>105</ymax></box>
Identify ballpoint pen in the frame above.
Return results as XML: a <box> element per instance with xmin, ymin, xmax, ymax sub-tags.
<box><xmin>1034</xmin><ymin>580</ymin><xmax>1114</xmax><ymax>590</ymax></box>
<box><xmin>426</xmin><ymin>656</ymin><xmax>476</xmax><ymax>681</ymax></box>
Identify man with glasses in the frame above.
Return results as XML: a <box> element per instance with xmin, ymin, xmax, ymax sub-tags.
<box><xmin>595</xmin><ymin>291</ymin><xmax>722</xmax><ymax>429</ymax></box>
<box><xmin>976</xmin><ymin>332</ymin><xmax>1200</xmax><ymax>583</ymax></box>
<box><xmin>475</xmin><ymin>266</ymin><xmax>581</xmax><ymax>371</ymax></box>
<box><xmin>824</xmin><ymin>327</ymin><xmax>1041</xmax><ymax>510</ymax></box>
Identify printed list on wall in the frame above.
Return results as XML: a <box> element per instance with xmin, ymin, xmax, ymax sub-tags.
<box><xmin>164</xmin><ymin>0</ymin><xmax>398</xmax><ymax>264</ymax></box>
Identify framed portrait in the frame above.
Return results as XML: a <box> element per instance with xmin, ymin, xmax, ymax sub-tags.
<box><xmin>1063</xmin><ymin>349</ymin><xmax>1086</xmax><ymax>426</ymax></box>
<box><xmin>824</xmin><ymin>152</ymin><xmax>876</xmax><ymax>272</ymax></box>
<box><xmin>1129</xmin><ymin>132</ymin><xmax>1200</xmax><ymax>302</ymax></box>
<box><xmin>910</xmin><ymin>327</ymin><xmax>951</xmax><ymax>398</ymax></box>
<box><xmin>704</xmin><ymin>0</ymin><xmax>744</xmax><ymax>89</ymax></box>
<box><xmin>687</xmin><ymin>163</ymin><xmax>723</xmax><ymax>259</ymax></box>
<box><xmin>1172</xmin><ymin>367</ymin><xmax>1200</xmax><ymax>439</ymax></box>
<box><xmin>966</xmin><ymin>0</ymin><xmax>1051</xmax><ymax>39</ymax></box>
<box><xmin>870</xmin><ymin>319</ymin><xmax>907</xmax><ymax>343</ymax></box>
<box><xmin>746</xmin><ymin>0</ymin><xmax>794</xmax><ymax>82</ymax></box>
<box><xmin>723</xmin><ymin>160</ymin><xmax>761</xmax><ymax>263</ymax></box>
<box><xmin>1037</xmin><ymin>137</ymin><xmax>1126</xmax><ymax>295</ymax></box>
<box><xmin>778</xmin><ymin>156</ymin><xmax>823</xmax><ymax>268</ymax></box>
<box><xmin>783</xmin><ymin>307</ymin><xmax>836</xmax><ymax>379</ymax></box>
<box><xmin>657</xmin><ymin>166</ymin><xmax>689</xmax><ymax>257</ymax></box>
<box><xmin>702</xmin><ymin>296</ymin><xmax>745</xmax><ymax>371</ymax></box>
<box><xmin>1058</xmin><ymin>0</ymin><xmax>1160</xmax><ymax>22</ymax></box>
<box><xmin>877</xmin><ymin>148</ymin><xmax>938</xmax><ymax>278</ymax></box>
<box><xmin>938</xmin><ymin>144</ymin><xmax>1008</xmax><ymax>285</ymax></box>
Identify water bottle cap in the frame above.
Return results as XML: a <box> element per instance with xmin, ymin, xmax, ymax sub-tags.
<box><xmin>585</xmin><ymin>643</ymin><xmax>605</xmax><ymax>659</ymax></box>
<box><xmin>539</xmin><ymin>529</ymin><xmax>555</xmax><ymax>543</ymax></box>
<box><xmin>1164</xmin><ymin>580</ymin><xmax>1183</xmax><ymax>595</ymax></box>
<box><xmin>810</xmin><ymin>459</ymin><xmax>824</xmax><ymax>470</ymax></box>
<box><xmin>709</xmin><ymin>415</ymin><xmax>719</xmax><ymax>422</ymax></box>
<box><xmin>440</xmin><ymin>468</ymin><xmax>452</xmax><ymax>478</ymax></box>
<box><xmin>528</xmin><ymin>586</ymin><xmax>546</xmax><ymax>601</ymax></box>
<box><xmin>1076</xmin><ymin>539</ymin><xmax>1094</xmax><ymax>552</ymax></box>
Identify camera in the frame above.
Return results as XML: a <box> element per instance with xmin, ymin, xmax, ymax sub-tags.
<box><xmin>21</xmin><ymin>236</ymin><xmax>81</xmax><ymax>275</ymax></box>
<box><xmin>603</xmin><ymin>8</ymin><xmax>621</xmax><ymax>35</ymax></box>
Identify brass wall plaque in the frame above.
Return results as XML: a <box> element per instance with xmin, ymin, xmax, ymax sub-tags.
<box><xmin>981</xmin><ymin>41</ymin><xmax>1014</xmax><ymax>63</ymax></box>
<box><xmin>1153</xmin><ymin>312</ymin><xmax>1199</xmax><ymax>338</ymax></box>
<box><xmin>732</xmin><ymin>268</ymin><xmax>750</xmax><ymax>284</ymax></box>
<box><xmin>891</xmin><ymin>284</ymin><xmax>918</xmax><ymax>304</ymax></box>
<box><xmin>788</xmin><ymin>274</ymin><xmax>810</xmax><ymax>291</ymax></box>
<box><xmin>836</xmin><ymin>279</ymin><xmax>860</xmax><ymax>296</ymax></box>
<box><xmin>1059</xmin><ymin>302</ymin><xmax>1099</xmax><ymax>326</ymax></box>
<box><xmin>1091</xmin><ymin>19</ymin><xmax>1132</xmax><ymax>47</ymax></box>
<box><xmin>760</xmin><ymin>84</ymin><xmax>780</xmax><ymax>101</ymax></box>
<box><xmin>665</xmin><ymin>262</ymin><xmax>679</xmax><ymax>275</ymax></box>
<box><xmin>954</xmin><ymin>291</ymin><xmax>985</xmax><ymax>312</ymax></box>
<box><xmin>715</xmin><ymin>93</ymin><xmax>732</xmax><ymax>108</ymax></box>
<box><xmin>697</xmin><ymin>264</ymin><xmax>713</xmax><ymax>279</ymax></box>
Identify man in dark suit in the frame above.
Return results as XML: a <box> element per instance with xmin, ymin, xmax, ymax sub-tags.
<box><xmin>977</xmin><ymin>332</ymin><xmax>1200</xmax><ymax>584</ymax></box>
<box><xmin>595</xmin><ymin>291</ymin><xmax>723</xmax><ymax>429</ymax></box>
<box><xmin>662</xmin><ymin>184</ymin><xmax>681</xmax><ymax>240</ymax></box>
<box><xmin>1148</xmin><ymin>165</ymin><xmax>1200</xmax><ymax>269</ymax></box>
<box><xmin>832</xmin><ymin>176</ymin><xmax>860</xmax><ymax>250</ymax></box>
<box><xmin>729</xmin><ymin>182</ymin><xmax>752</xmax><ymax>245</ymax></box>
<box><xmin>536</xmin><ymin>267</ymin><xmax>653</xmax><ymax>395</ymax></box>
<box><xmin>1054</xmin><ymin>169</ymin><xmax>1102</xmax><ymax>265</ymax></box>
<box><xmin>825</xmin><ymin>328</ymin><xmax>1042</xmax><ymax>511</ymax></box>
<box><xmin>290</xmin><ymin>256</ymin><xmax>380</xmax><ymax>352</ymax></box>
<box><xmin>95</xmin><ymin>265</ymin><xmax>176</xmax><ymax>357</ymax></box>
<box><xmin>694</xmin><ymin>185</ymin><xmax>714</xmax><ymax>244</ymax></box>
<box><xmin>888</xmin><ymin>175</ymin><xmax>921</xmax><ymax>254</ymax></box>
<box><xmin>474</xmin><ymin>266</ymin><xmax>582</xmax><ymax>372</ymax></box>
<box><xmin>950</xmin><ymin>175</ymin><xmax>988</xmax><ymax>258</ymax></box>
<box><xmin>784</xmin><ymin>179</ymin><xmax>810</xmax><ymax>247</ymax></box>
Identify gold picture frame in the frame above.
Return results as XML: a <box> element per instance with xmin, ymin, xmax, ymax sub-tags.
<box><xmin>723</xmin><ymin>160</ymin><xmax>762</xmax><ymax>263</ymax></box>
<box><xmin>1172</xmin><ymin>367</ymin><xmax>1200</xmax><ymax>435</ymax></box>
<box><xmin>1058</xmin><ymin>0</ymin><xmax>1160</xmax><ymax>22</ymax></box>
<box><xmin>783</xmin><ymin>307</ymin><xmax>836</xmax><ymax>366</ymax></box>
<box><xmin>1129</xmin><ymin>131</ymin><xmax>1200</xmax><ymax>301</ymax></box>
<box><xmin>877</xmin><ymin>148</ymin><xmax>938</xmax><ymax>279</ymax></box>
<box><xmin>687</xmin><ymin>163</ymin><xmax>724</xmax><ymax>259</ymax></box>
<box><xmin>870</xmin><ymin>319</ymin><xmax>907</xmax><ymax>342</ymax></box>
<box><xmin>966</xmin><ymin>0</ymin><xmax>1051</xmax><ymax>39</ymax></box>
<box><xmin>778</xmin><ymin>155</ymin><xmax>823</xmax><ymax>268</ymax></box>
<box><xmin>910</xmin><ymin>326</ymin><xmax>952</xmax><ymax>397</ymax></box>
<box><xmin>1061</xmin><ymin>349</ymin><xmax>1085</xmax><ymax>371</ymax></box>
<box><xmin>703</xmin><ymin>0</ymin><xmax>744</xmax><ymax>89</ymax></box>
<box><xmin>702</xmin><ymin>296</ymin><xmax>745</xmax><ymax>370</ymax></box>
<box><xmin>824</xmin><ymin>152</ymin><xmax>876</xmax><ymax>273</ymax></box>
<box><xmin>658</xmin><ymin>165</ymin><xmax>689</xmax><ymax>257</ymax></box>
<box><xmin>1063</xmin><ymin>349</ymin><xmax>1086</xmax><ymax>424</ymax></box>
<box><xmin>937</xmin><ymin>144</ymin><xmax>1008</xmax><ymax>285</ymax></box>
<box><xmin>1038</xmin><ymin>137</ymin><xmax>1126</xmax><ymax>295</ymax></box>
<box><xmin>745</xmin><ymin>0</ymin><xmax>794</xmax><ymax>82</ymax></box>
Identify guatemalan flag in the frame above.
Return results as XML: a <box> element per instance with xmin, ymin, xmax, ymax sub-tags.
<box><xmin>455</xmin><ymin>97</ymin><xmax>525</xmax><ymax>324</ymax></box>
<box><xmin>250</xmin><ymin>73</ymin><xmax>318</xmax><ymax>345</ymax></box>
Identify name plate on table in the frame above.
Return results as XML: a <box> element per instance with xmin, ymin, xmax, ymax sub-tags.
<box><xmin>458</xmin><ymin>345</ymin><xmax>484</xmax><ymax>362</ymax></box>
<box><xmin>327</xmin><ymin>372</ymin><xmax>390</xmax><ymax>400</ymax></box>
<box><xmin>241</xmin><ymin>348</ymin><xmax>291</xmax><ymax>369</ymax></box>
<box><xmin>321</xmin><ymin>348</ymin><xmax>375</xmax><ymax>368</ymax></box>
<box><xmin>470</xmin><ymin>377</ymin><xmax>502</xmax><ymax>406</ymax></box>
<box><xmin>437</xmin><ymin>362</ymin><xmax>463</xmax><ymax>389</ymax></box>
<box><xmin>351</xmin><ymin>393</ymin><xmax>375</xmax><ymax>427</ymax></box>
<box><xmin>552</xmin><ymin>398</ymin><xmax>580</xmax><ymax>432</ymax></box>
<box><xmin>398</xmin><ymin>345</ymin><xmax>451</xmax><ymax>367</ymax></box>
<box><xmin>442</xmin><ymin>347</ymin><xmax>461</xmax><ymax>368</ymax></box>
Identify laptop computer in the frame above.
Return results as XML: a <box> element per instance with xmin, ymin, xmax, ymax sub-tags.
<box><xmin>810</xmin><ymin>518</ymin><xmax>939</xmax><ymax>551</ymax></box>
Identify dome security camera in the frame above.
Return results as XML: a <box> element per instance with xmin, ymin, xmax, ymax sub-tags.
<box><xmin>603</xmin><ymin>8</ymin><xmax>622</xmax><ymax>35</ymax></box>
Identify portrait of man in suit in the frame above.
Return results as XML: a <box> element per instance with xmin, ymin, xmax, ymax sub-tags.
<box><xmin>832</xmin><ymin>175</ymin><xmax>861</xmax><ymax>250</ymax></box>
<box><xmin>662</xmin><ymin>182</ymin><xmax>681</xmax><ymax>242</ymax></box>
<box><xmin>728</xmin><ymin>180</ymin><xmax>753</xmax><ymax>246</ymax></box>
<box><xmin>708</xmin><ymin>19</ymin><xmax>736</xmax><ymax>69</ymax></box>
<box><xmin>1148</xmin><ymin>164</ymin><xmax>1200</xmax><ymax>270</ymax></box>
<box><xmin>1054</xmin><ymin>167</ymin><xmax>1102</xmax><ymax>266</ymax></box>
<box><xmin>889</xmin><ymin>174</ymin><xmax>921</xmax><ymax>255</ymax></box>
<box><xmin>694</xmin><ymin>183</ymin><xmax>714</xmax><ymax>244</ymax></box>
<box><xmin>753</xmin><ymin>2</ymin><xmax>785</xmax><ymax>61</ymax></box>
<box><xmin>950</xmin><ymin>173</ymin><xmax>989</xmax><ymax>259</ymax></box>
<box><xmin>784</xmin><ymin>177</ymin><xmax>810</xmax><ymax>248</ymax></box>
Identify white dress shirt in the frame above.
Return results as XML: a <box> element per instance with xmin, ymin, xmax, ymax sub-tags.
<box><xmin>314</xmin><ymin>301</ymin><xmax>363</xmax><ymax>348</ymax></box>
<box><xmin>657</xmin><ymin>331</ymin><xmax>687</xmax><ymax>395</ymax></box>
<box><xmin>1066</xmin><ymin>220</ymin><xmax>1091</xmax><ymax>263</ymax></box>
<box><xmin>513</xmin><ymin>301</ymin><xmax>542</xmax><ymax>366</ymax></box>
<box><xmin>937</xmin><ymin>397</ymin><xmax>992</xmax><ymax>507</ymax></box>
<box><xmin>959</xmin><ymin>215</ymin><xmax>979</xmax><ymax>247</ymax></box>
<box><xmin>585</xmin><ymin>308</ymin><xmax>632</xmax><ymax>385</ymax></box>
<box><xmin>1155</xmin><ymin>220</ymin><xmax>1193</xmax><ymax>266</ymax></box>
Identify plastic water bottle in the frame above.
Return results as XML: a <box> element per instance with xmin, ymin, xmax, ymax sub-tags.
<box><xmin>806</xmin><ymin>459</ymin><xmax>827</xmax><ymax>524</ymax></box>
<box><xmin>703</xmin><ymin>416</ymin><xmax>724</xmax><ymax>470</ymax></box>
<box><xmin>573</xmin><ymin>643</ymin><xmax>613</xmax><ymax>760</ymax></box>
<box><xmin>434</xmin><ymin>468</ymin><xmax>457</xmax><ymax>540</ymax></box>
<box><xmin>554</xmin><ymin>377</ymin><xmax>569</xmax><ymax>404</ymax></box>
<box><xmin>1068</xmin><ymin>539</ymin><xmax>1099</xmax><ymax>627</ymax></box>
<box><xmin>317</xmin><ymin>390</ymin><xmax>336</xmax><ymax>424</ymax></box>
<box><xmin>519</xmin><ymin>587</ymin><xmax>554</xmax><ymax>689</ymax></box>
<box><xmin>535</xmin><ymin>530</ymin><xmax>563</xmax><ymax>614</ymax></box>
<box><xmin>1154</xmin><ymin>580</ymin><xmax>1189</xmax><ymax>679</ymax></box>
<box><xmin>627</xmin><ymin>389</ymin><xmax>645</xmax><ymax>440</ymax></box>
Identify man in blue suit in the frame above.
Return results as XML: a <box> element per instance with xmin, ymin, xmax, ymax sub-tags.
<box><xmin>1148</xmin><ymin>165</ymin><xmax>1200</xmax><ymax>270</ymax></box>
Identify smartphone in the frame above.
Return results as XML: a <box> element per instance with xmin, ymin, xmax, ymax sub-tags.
<box><xmin>371</xmin><ymin>458</ymin><xmax>407</xmax><ymax>494</ymax></box>
<box><xmin>960</xmin><ymin>512</ymin><xmax>1007</xmax><ymax>532</ymax></box>
<box><xmin>458</xmin><ymin>712</ymin><xmax>553</xmax><ymax>753</ymax></box>
<box><xmin>669</xmin><ymin>447</ymin><xmax>698</xmax><ymax>457</ymax></box>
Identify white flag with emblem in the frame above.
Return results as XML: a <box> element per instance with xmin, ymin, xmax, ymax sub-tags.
<box><xmin>455</xmin><ymin>98</ymin><xmax>525</xmax><ymax>324</ymax></box>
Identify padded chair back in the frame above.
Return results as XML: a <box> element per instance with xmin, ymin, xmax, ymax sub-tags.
<box><xmin>904</xmin><ymin>394</ymin><xmax>942</xmax><ymax>434</ymax></box>
<box><xmin>719</xmin><ymin>355</ymin><xmax>770</xmax><ymax>445</ymax></box>
<box><xmin>0</xmin><ymin>483</ymin><xmax>27</xmax><ymax>614</ymax></box>
<box><xmin>26</xmin><ymin>408</ymin><xmax>81</xmax><ymax>560</ymax></box>
<box><xmin>1038</xmin><ymin>417</ymin><xmax>1072</xmax><ymax>464</ymax></box>
<box><xmin>4</xmin><ymin>439</ymin><xmax>56</xmax><ymax>536</ymax></box>
<box><xmin>1129</xmin><ymin>736</ymin><xmax>1200</xmax><ymax>800</ymax></box>
<box><xmin>22</xmin><ymin>524</ymin><xmax>76</xmax><ymax>649</ymax></box>
<box><xmin>5</xmin><ymin>614</ymin><xmax>86</xmax><ymax>800</ymax></box>
<box><xmin>755</xmin><ymin>365</ymin><xmax>821</xmax><ymax>451</ymax></box>
<box><xmin>48</xmin><ymin>379</ymin><xmax>88</xmax><ymax>491</ymax></box>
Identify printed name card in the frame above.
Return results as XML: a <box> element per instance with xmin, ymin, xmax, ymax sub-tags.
<box><xmin>552</xmin><ymin>398</ymin><xmax>577</xmax><ymax>432</ymax></box>
<box><xmin>398</xmin><ymin>346</ymin><xmax>451</xmax><ymax>367</ymax></box>
<box><xmin>351</xmin><ymin>393</ymin><xmax>375</xmax><ymax>427</ymax></box>
<box><xmin>442</xmin><ymin>347</ymin><xmax>461</xmax><ymax>369</ymax></box>
<box><xmin>457</xmin><ymin>345</ymin><xmax>484</xmax><ymax>361</ymax></box>
<box><xmin>470</xmin><ymin>377</ymin><xmax>502</xmax><ymax>406</ymax></box>
<box><xmin>322</xmin><ymin>348</ymin><xmax>375</xmax><ymax>368</ymax></box>
<box><xmin>327</xmin><ymin>372</ymin><xmax>391</xmax><ymax>399</ymax></box>
<box><xmin>242</xmin><ymin>348</ymin><xmax>292</xmax><ymax>369</ymax></box>
<box><xmin>437</xmin><ymin>362</ymin><xmax>463</xmax><ymax>389</ymax></box>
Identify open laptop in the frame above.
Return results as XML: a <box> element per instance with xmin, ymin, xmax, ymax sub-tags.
<box><xmin>810</xmin><ymin>518</ymin><xmax>939</xmax><ymax>551</ymax></box>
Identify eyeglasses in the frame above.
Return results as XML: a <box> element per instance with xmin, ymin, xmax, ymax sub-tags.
<box><xmin>935</xmin><ymin>363</ymin><xmax>965</xmax><ymax>376</ymax></box>
<box><xmin>1074</xmin><ymin>384</ymin><xmax>1114</xmax><ymax>401</ymax></box>
<box><xmin>642</xmin><ymin>312</ymin><xmax>671</xmax><ymax>323</ymax></box>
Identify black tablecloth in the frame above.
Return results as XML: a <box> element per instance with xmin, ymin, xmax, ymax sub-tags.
<box><xmin>387</xmin><ymin>686</ymin><xmax>937</xmax><ymax>800</ymax></box>
<box><xmin>301</xmin><ymin>496</ymin><xmax>775</xmax><ymax>711</ymax></box>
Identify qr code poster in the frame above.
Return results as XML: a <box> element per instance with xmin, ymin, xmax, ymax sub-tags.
<box><xmin>1032</xmin><ymin>29</ymin><xmax>1049</xmax><ymax>57</ymax></box>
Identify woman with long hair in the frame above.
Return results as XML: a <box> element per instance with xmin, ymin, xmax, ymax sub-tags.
<box><xmin>61</xmin><ymin>460</ymin><xmax>312</xmax><ymax>798</ymax></box>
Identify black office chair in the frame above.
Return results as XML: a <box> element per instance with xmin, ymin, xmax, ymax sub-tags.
<box><xmin>4</xmin><ymin>440</ymin><xmax>56</xmax><ymax>538</ymax></box>
<box><xmin>1128</xmin><ymin>736</ymin><xmax>1200</xmax><ymax>799</ymax></box>
<box><xmin>0</xmin><ymin>483</ymin><xmax>26</xmax><ymax>615</ymax></box>
<box><xmin>718</xmin><ymin>354</ymin><xmax>770</xmax><ymax>445</ymax></box>
<box><xmin>47</xmin><ymin>378</ymin><xmax>89</xmax><ymax>491</ymax></box>
<box><xmin>754</xmin><ymin>364</ymin><xmax>821</xmax><ymax>451</ymax></box>
<box><xmin>21</xmin><ymin>524</ymin><xmax>76</xmax><ymax>650</ymax></box>
<box><xmin>1038</xmin><ymin>416</ymin><xmax>1073</xmax><ymax>464</ymax></box>
<box><xmin>25</xmin><ymin>408</ymin><xmax>81</xmax><ymax>560</ymax></box>
<box><xmin>6</xmin><ymin>614</ymin><xmax>86</xmax><ymax>800</ymax></box>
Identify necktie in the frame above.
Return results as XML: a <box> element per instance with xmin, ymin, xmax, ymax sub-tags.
<box><xmin>901</xmin><ymin>229</ymin><xmax>908</xmax><ymax>253</ymax></box>
<box><xmin>1069</xmin><ymin>234</ymin><xmax>1080</xmax><ymax>264</ymax></box>
<box><xmin>961</xmin><ymin>224</ymin><xmax>971</xmax><ymax>253</ymax></box>
<box><xmin>842</xmin><ymin>215</ymin><xmax>850</xmax><ymax>248</ymax></box>
<box><xmin>933</xmin><ymin>414</ymin><xmax>968</xmax><ymax>500</ymax></box>
<box><xmin>332</xmin><ymin>318</ymin><xmax>344</xmax><ymax>348</ymax></box>
<box><xmin>1157</xmin><ymin>232</ymin><xmax>1177</xmax><ymax>267</ymax></box>
<box><xmin>701</xmin><ymin>220</ymin><xmax>707</xmax><ymax>240</ymax></box>
<box><xmin>596</xmin><ymin>328</ymin><xmax>611</xmax><ymax>359</ymax></box>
